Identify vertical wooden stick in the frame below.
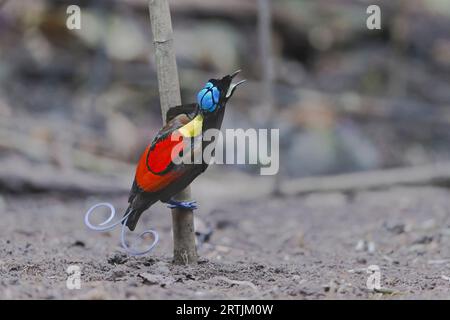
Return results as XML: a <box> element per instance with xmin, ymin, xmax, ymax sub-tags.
<box><xmin>258</xmin><ymin>0</ymin><xmax>275</xmax><ymax>120</ymax></box>
<box><xmin>148</xmin><ymin>0</ymin><xmax>198</xmax><ymax>264</ymax></box>
<box><xmin>258</xmin><ymin>0</ymin><xmax>282</xmax><ymax>195</ymax></box>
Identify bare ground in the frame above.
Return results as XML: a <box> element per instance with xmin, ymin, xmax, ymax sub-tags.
<box><xmin>1</xmin><ymin>181</ymin><xmax>450</xmax><ymax>299</ymax></box>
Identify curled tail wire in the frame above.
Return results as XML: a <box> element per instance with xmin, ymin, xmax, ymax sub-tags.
<box><xmin>84</xmin><ymin>202</ymin><xmax>159</xmax><ymax>256</ymax></box>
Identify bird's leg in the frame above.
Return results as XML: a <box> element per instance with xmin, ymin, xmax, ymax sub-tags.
<box><xmin>166</xmin><ymin>198</ymin><xmax>198</xmax><ymax>210</ymax></box>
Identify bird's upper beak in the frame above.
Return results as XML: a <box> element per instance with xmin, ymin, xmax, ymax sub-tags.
<box><xmin>230</xmin><ymin>69</ymin><xmax>241</xmax><ymax>79</ymax></box>
<box><xmin>226</xmin><ymin>70</ymin><xmax>246</xmax><ymax>98</ymax></box>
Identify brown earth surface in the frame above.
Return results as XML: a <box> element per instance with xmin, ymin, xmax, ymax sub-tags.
<box><xmin>1</xmin><ymin>180</ymin><xmax>450</xmax><ymax>299</ymax></box>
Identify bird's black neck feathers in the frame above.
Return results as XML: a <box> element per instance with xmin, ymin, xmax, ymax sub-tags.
<box><xmin>201</xmin><ymin>105</ymin><xmax>226</xmax><ymax>132</ymax></box>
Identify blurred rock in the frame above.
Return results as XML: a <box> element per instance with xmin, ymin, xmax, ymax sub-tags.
<box><xmin>75</xmin><ymin>10</ymin><xmax>148</xmax><ymax>61</ymax></box>
<box><xmin>335</xmin><ymin>121</ymin><xmax>380</xmax><ymax>172</ymax></box>
<box><xmin>138</xmin><ymin>273</ymin><xmax>174</xmax><ymax>287</ymax></box>
<box><xmin>194</xmin><ymin>216</ymin><xmax>213</xmax><ymax>245</ymax></box>
<box><xmin>174</xmin><ymin>22</ymin><xmax>240</xmax><ymax>72</ymax></box>
<box><xmin>106</xmin><ymin>112</ymin><xmax>140</xmax><ymax>161</ymax></box>
<box><xmin>0</xmin><ymin>96</ymin><xmax>12</xmax><ymax>117</ymax></box>
<box><xmin>355</xmin><ymin>240</ymin><xmax>376</xmax><ymax>254</ymax></box>
<box><xmin>286</xmin><ymin>130</ymin><xmax>336</xmax><ymax>177</ymax></box>
<box><xmin>383</xmin><ymin>222</ymin><xmax>406</xmax><ymax>235</ymax></box>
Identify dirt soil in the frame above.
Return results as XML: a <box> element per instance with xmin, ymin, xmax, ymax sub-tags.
<box><xmin>1</xmin><ymin>185</ymin><xmax>450</xmax><ymax>299</ymax></box>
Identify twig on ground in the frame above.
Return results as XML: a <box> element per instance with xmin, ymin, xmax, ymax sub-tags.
<box><xmin>281</xmin><ymin>162</ymin><xmax>450</xmax><ymax>196</ymax></box>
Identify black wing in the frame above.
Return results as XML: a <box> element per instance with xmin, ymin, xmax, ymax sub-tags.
<box><xmin>166</xmin><ymin>103</ymin><xmax>198</xmax><ymax>122</ymax></box>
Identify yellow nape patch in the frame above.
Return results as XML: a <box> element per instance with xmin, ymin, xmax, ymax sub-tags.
<box><xmin>178</xmin><ymin>114</ymin><xmax>203</xmax><ymax>137</ymax></box>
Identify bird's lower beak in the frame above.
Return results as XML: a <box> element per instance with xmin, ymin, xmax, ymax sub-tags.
<box><xmin>232</xmin><ymin>79</ymin><xmax>247</xmax><ymax>87</ymax></box>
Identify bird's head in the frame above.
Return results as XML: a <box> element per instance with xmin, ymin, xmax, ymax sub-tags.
<box><xmin>196</xmin><ymin>70</ymin><xmax>246</xmax><ymax>114</ymax></box>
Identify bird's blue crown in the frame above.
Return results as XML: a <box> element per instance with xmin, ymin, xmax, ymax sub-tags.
<box><xmin>197</xmin><ymin>82</ymin><xmax>220</xmax><ymax>112</ymax></box>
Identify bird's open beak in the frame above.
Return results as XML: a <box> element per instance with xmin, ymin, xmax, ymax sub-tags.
<box><xmin>226</xmin><ymin>70</ymin><xmax>246</xmax><ymax>98</ymax></box>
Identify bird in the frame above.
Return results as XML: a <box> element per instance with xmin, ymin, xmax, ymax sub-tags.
<box><xmin>123</xmin><ymin>70</ymin><xmax>246</xmax><ymax>231</ymax></box>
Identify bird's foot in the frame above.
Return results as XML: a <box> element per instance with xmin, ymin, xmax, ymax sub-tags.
<box><xmin>166</xmin><ymin>199</ymin><xmax>198</xmax><ymax>210</ymax></box>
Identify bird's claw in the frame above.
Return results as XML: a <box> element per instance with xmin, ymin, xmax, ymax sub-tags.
<box><xmin>167</xmin><ymin>199</ymin><xmax>198</xmax><ymax>210</ymax></box>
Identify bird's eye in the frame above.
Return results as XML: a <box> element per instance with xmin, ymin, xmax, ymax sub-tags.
<box><xmin>197</xmin><ymin>83</ymin><xmax>220</xmax><ymax>112</ymax></box>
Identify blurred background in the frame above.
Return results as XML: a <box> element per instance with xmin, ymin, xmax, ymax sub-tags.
<box><xmin>1</xmin><ymin>0</ymin><xmax>450</xmax><ymax>193</ymax></box>
<box><xmin>2</xmin><ymin>0</ymin><xmax>450</xmax><ymax>300</ymax></box>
